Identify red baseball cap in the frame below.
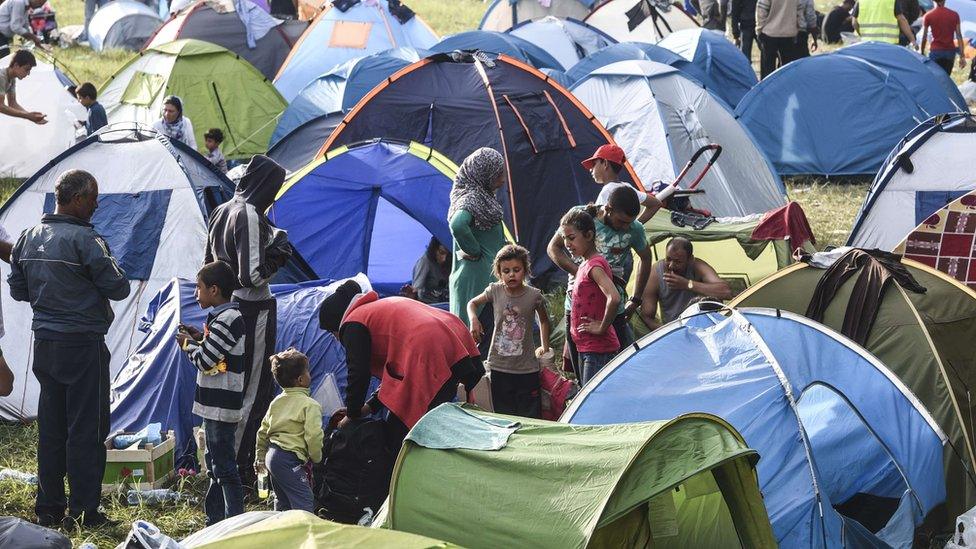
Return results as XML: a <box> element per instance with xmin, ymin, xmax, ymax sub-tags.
<box><xmin>581</xmin><ymin>144</ymin><xmax>626</xmax><ymax>170</ymax></box>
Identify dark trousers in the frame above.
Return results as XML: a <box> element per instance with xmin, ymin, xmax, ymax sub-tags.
<box><xmin>759</xmin><ymin>34</ymin><xmax>797</xmax><ymax>79</ymax></box>
<box><xmin>266</xmin><ymin>444</ymin><xmax>312</xmax><ymax>512</ymax></box>
<box><xmin>0</xmin><ymin>34</ymin><xmax>9</xmax><ymax>57</ymax></box>
<box><xmin>794</xmin><ymin>31</ymin><xmax>811</xmax><ymax>58</ymax></box>
<box><xmin>203</xmin><ymin>419</ymin><xmax>244</xmax><ymax>525</ymax></box>
<box><xmin>930</xmin><ymin>50</ymin><xmax>956</xmax><ymax>75</ymax></box>
<box><xmin>738</xmin><ymin>24</ymin><xmax>757</xmax><ymax>61</ymax></box>
<box><xmin>491</xmin><ymin>370</ymin><xmax>541</xmax><ymax>418</ymax></box>
<box><xmin>33</xmin><ymin>338</ymin><xmax>110</xmax><ymax>519</ymax></box>
<box><xmin>232</xmin><ymin>297</ymin><xmax>277</xmax><ymax>487</ymax></box>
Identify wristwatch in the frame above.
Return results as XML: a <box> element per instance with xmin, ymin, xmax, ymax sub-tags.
<box><xmin>687</xmin><ymin>279</ymin><xmax>694</xmax><ymax>291</ymax></box>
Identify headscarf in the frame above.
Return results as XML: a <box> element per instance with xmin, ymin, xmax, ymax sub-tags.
<box><xmin>236</xmin><ymin>154</ymin><xmax>286</xmax><ymax>212</ymax></box>
<box><xmin>319</xmin><ymin>279</ymin><xmax>364</xmax><ymax>332</ymax></box>
<box><xmin>447</xmin><ymin>147</ymin><xmax>505</xmax><ymax>231</ymax></box>
<box><xmin>159</xmin><ymin>95</ymin><xmax>188</xmax><ymax>143</ymax></box>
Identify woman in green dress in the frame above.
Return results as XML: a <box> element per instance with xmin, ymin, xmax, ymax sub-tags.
<box><xmin>448</xmin><ymin>148</ymin><xmax>507</xmax><ymax>353</ymax></box>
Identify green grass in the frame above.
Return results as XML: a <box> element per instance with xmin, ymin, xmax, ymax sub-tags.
<box><xmin>0</xmin><ymin>0</ymin><xmax>889</xmax><ymax>545</ymax></box>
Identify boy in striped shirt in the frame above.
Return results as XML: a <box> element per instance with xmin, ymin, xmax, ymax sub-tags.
<box><xmin>176</xmin><ymin>260</ymin><xmax>247</xmax><ymax>525</ymax></box>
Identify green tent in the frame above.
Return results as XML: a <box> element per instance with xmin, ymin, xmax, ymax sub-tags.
<box><xmin>732</xmin><ymin>258</ymin><xmax>976</xmax><ymax>526</ymax></box>
<box><xmin>99</xmin><ymin>39</ymin><xmax>287</xmax><ymax>159</ymax></box>
<box><xmin>185</xmin><ymin>510</ymin><xmax>455</xmax><ymax>548</ymax></box>
<box><xmin>379</xmin><ymin>403</ymin><xmax>775</xmax><ymax>548</ymax></box>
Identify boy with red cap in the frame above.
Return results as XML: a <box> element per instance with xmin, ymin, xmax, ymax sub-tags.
<box><xmin>581</xmin><ymin>144</ymin><xmax>661</xmax><ymax>223</ymax></box>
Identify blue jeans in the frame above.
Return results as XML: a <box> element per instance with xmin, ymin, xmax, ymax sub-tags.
<box><xmin>203</xmin><ymin>419</ymin><xmax>243</xmax><ymax>525</ymax></box>
<box><xmin>267</xmin><ymin>444</ymin><xmax>313</xmax><ymax>512</ymax></box>
<box><xmin>580</xmin><ymin>352</ymin><xmax>613</xmax><ymax>386</ymax></box>
<box><xmin>929</xmin><ymin>49</ymin><xmax>956</xmax><ymax>75</ymax></box>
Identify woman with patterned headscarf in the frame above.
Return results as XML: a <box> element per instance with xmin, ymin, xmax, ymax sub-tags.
<box><xmin>152</xmin><ymin>95</ymin><xmax>197</xmax><ymax>150</ymax></box>
<box><xmin>448</xmin><ymin>147</ymin><xmax>507</xmax><ymax>348</ymax></box>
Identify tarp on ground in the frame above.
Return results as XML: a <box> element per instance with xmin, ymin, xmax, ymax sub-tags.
<box><xmin>381</xmin><ymin>403</ymin><xmax>776</xmax><ymax>549</ymax></box>
<box><xmin>564</xmin><ymin>308</ymin><xmax>947</xmax><ymax>548</ymax></box>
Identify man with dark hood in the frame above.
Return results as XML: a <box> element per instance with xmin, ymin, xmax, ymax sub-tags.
<box><xmin>205</xmin><ymin>155</ymin><xmax>292</xmax><ymax>486</ymax></box>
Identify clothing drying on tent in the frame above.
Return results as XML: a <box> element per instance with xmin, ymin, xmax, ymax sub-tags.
<box><xmin>479</xmin><ymin>0</ymin><xmax>596</xmax><ymax>31</ymax></box>
<box><xmin>0</xmin><ymin>125</ymin><xmax>232</xmax><ymax>422</ymax></box>
<box><xmin>318</xmin><ymin>51</ymin><xmax>638</xmax><ymax>282</ymax></box>
<box><xmin>99</xmin><ymin>39</ymin><xmax>287</xmax><ymax>158</ymax></box>
<box><xmin>272</xmin><ymin>0</ymin><xmax>438</xmax><ymax>102</ymax></box>
<box><xmin>584</xmin><ymin>0</ymin><xmax>699</xmax><ymax>43</ymax></box>
<box><xmin>732</xmin><ymin>253</ymin><xmax>976</xmax><ymax>526</ymax></box>
<box><xmin>571</xmin><ymin>60</ymin><xmax>786</xmax><ymax>217</ymax></box>
<box><xmin>270</xmin><ymin>48</ymin><xmax>426</xmax><ymax>152</ymax></box>
<box><xmin>378</xmin><ymin>403</ymin><xmax>776</xmax><ymax>549</ymax></box>
<box><xmin>735</xmin><ymin>44</ymin><xmax>963</xmax><ymax>176</ymax></box>
<box><xmin>87</xmin><ymin>0</ymin><xmax>163</xmax><ymax>51</ymax></box>
<box><xmin>111</xmin><ymin>276</ymin><xmax>366</xmax><ymax>464</ymax></box>
<box><xmin>657</xmin><ymin>28</ymin><xmax>758</xmax><ymax>107</ymax></box>
<box><xmin>564</xmin><ymin>308</ymin><xmax>947</xmax><ymax>548</ymax></box>
<box><xmin>178</xmin><ymin>510</ymin><xmax>456</xmax><ymax>548</ymax></box>
<box><xmin>849</xmin><ymin>113</ymin><xmax>976</xmax><ymax>251</ymax></box>
<box><xmin>267</xmin><ymin>111</ymin><xmax>345</xmax><ymax>172</ymax></box>
<box><xmin>564</xmin><ymin>40</ymin><xmax>707</xmax><ymax>86</ymax></box>
<box><xmin>896</xmin><ymin>188</ymin><xmax>976</xmax><ymax>290</ymax></box>
<box><xmin>0</xmin><ymin>51</ymin><xmax>85</xmax><ymax>178</ymax></box>
<box><xmin>267</xmin><ymin>140</ymin><xmax>456</xmax><ymax>296</ymax></box>
<box><xmin>428</xmin><ymin>30</ymin><xmax>563</xmax><ymax>70</ymax></box>
<box><xmin>145</xmin><ymin>0</ymin><xmax>308</xmax><ymax>80</ymax></box>
<box><xmin>505</xmin><ymin>16</ymin><xmax>616</xmax><ymax>71</ymax></box>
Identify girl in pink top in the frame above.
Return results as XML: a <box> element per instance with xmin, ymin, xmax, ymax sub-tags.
<box><xmin>560</xmin><ymin>208</ymin><xmax>620</xmax><ymax>385</ymax></box>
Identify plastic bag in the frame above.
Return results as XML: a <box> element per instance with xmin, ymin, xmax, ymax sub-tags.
<box><xmin>946</xmin><ymin>504</ymin><xmax>976</xmax><ymax>548</ymax></box>
<box><xmin>113</xmin><ymin>423</ymin><xmax>162</xmax><ymax>449</ymax></box>
<box><xmin>118</xmin><ymin>520</ymin><xmax>183</xmax><ymax>549</ymax></box>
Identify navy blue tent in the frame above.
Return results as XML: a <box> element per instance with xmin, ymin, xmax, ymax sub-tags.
<box><xmin>735</xmin><ymin>45</ymin><xmax>963</xmax><ymax>176</ymax></box>
<box><xmin>268</xmin><ymin>140</ymin><xmax>456</xmax><ymax>297</ymax></box>
<box><xmin>429</xmin><ymin>31</ymin><xmax>563</xmax><ymax>70</ymax></box>
<box><xmin>657</xmin><ymin>28</ymin><xmax>758</xmax><ymax>107</ymax></box>
<box><xmin>565</xmin><ymin>41</ymin><xmax>708</xmax><ymax>88</ymax></box>
<box><xmin>563</xmin><ymin>307</ymin><xmax>946</xmax><ymax>548</ymax></box>
<box><xmin>110</xmin><ymin>276</ymin><xmax>368</xmax><ymax>461</ymax></box>
<box><xmin>269</xmin><ymin>47</ymin><xmax>428</xmax><ymax>151</ymax></box>
<box><xmin>318</xmin><ymin>51</ymin><xmax>637</xmax><ymax>282</ymax></box>
<box><xmin>267</xmin><ymin>112</ymin><xmax>345</xmax><ymax>173</ymax></box>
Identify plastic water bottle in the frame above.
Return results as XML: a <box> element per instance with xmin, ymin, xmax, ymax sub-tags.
<box><xmin>0</xmin><ymin>468</ymin><xmax>37</xmax><ymax>484</ymax></box>
<box><xmin>127</xmin><ymin>488</ymin><xmax>182</xmax><ymax>505</ymax></box>
<box><xmin>257</xmin><ymin>472</ymin><xmax>269</xmax><ymax>499</ymax></box>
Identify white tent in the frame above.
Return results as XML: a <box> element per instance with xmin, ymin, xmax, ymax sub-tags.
<box><xmin>506</xmin><ymin>16</ymin><xmax>615</xmax><ymax>71</ymax></box>
<box><xmin>571</xmin><ymin>59</ymin><xmax>786</xmax><ymax>217</ymax></box>
<box><xmin>0</xmin><ymin>124</ymin><xmax>232</xmax><ymax>421</ymax></box>
<box><xmin>584</xmin><ymin>0</ymin><xmax>698</xmax><ymax>43</ymax></box>
<box><xmin>88</xmin><ymin>0</ymin><xmax>164</xmax><ymax>51</ymax></box>
<box><xmin>0</xmin><ymin>52</ymin><xmax>86</xmax><ymax>178</ymax></box>
<box><xmin>849</xmin><ymin>113</ymin><xmax>976</xmax><ymax>251</ymax></box>
<box><xmin>480</xmin><ymin>0</ymin><xmax>593</xmax><ymax>31</ymax></box>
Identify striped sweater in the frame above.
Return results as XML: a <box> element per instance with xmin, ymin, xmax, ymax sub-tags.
<box><xmin>184</xmin><ymin>302</ymin><xmax>247</xmax><ymax>423</ymax></box>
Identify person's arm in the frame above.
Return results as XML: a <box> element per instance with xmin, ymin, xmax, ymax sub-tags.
<box><xmin>637</xmin><ymin>194</ymin><xmax>663</xmax><ymax>224</ymax></box>
<box><xmin>0</xmin><ymin>236</ymin><xmax>12</xmax><ymax>263</ymax></box>
<box><xmin>82</xmin><ymin>234</ymin><xmax>131</xmax><ymax>301</ymax></box>
<box><xmin>690</xmin><ymin>260</ymin><xmax>733</xmax><ymax>299</ymax></box>
<box><xmin>547</xmin><ymin>229</ymin><xmax>578</xmax><ymax>277</ymax></box>
<box><xmin>9</xmin><ymin>5</ymin><xmax>42</xmax><ymax>46</ymax></box>
<box><xmin>897</xmin><ymin>14</ymin><xmax>916</xmax><ymax>45</ymax></box>
<box><xmin>254</xmin><ymin>408</ymin><xmax>272</xmax><ymax>470</ymax></box>
<box><xmin>805</xmin><ymin>0</ymin><xmax>819</xmax><ymax>50</ymax></box>
<box><xmin>578</xmin><ymin>265</ymin><xmax>620</xmax><ymax>335</ymax></box>
<box><xmin>7</xmin><ymin>232</ymin><xmax>28</xmax><ymax>302</ymax></box>
<box><xmin>304</xmin><ymin>402</ymin><xmax>324</xmax><ymax>463</ymax></box>
<box><xmin>959</xmin><ymin>21</ymin><xmax>967</xmax><ymax>68</ymax></box>
<box><xmin>756</xmin><ymin>0</ymin><xmax>770</xmax><ymax>34</ymax></box>
<box><xmin>852</xmin><ymin>2</ymin><xmax>860</xmax><ymax>33</ymax></box>
<box><xmin>467</xmin><ymin>289</ymin><xmax>491</xmax><ymax>344</ymax></box>
<box><xmin>625</xmin><ymin>234</ymin><xmax>653</xmax><ymax>320</ymax></box>
<box><xmin>921</xmin><ymin>20</ymin><xmax>929</xmax><ymax>54</ymax></box>
<box><xmin>640</xmin><ymin>267</ymin><xmax>663</xmax><ymax>331</ymax></box>
<box><xmin>0</xmin><ymin>92</ymin><xmax>45</xmax><ymax>123</ymax></box>
<box><xmin>535</xmin><ymin>296</ymin><xmax>551</xmax><ymax>354</ymax></box>
<box><xmin>341</xmin><ymin>323</ymin><xmax>373</xmax><ymax>419</ymax></box>
<box><xmin>448</xmin><ymin>210</ymin><xmax>481</xmax><ymax>260</ymax></box>
<box><xmin>412</xmin><ymin>257</ymin><xmax>432</xmax><ymax>296</ymax></box>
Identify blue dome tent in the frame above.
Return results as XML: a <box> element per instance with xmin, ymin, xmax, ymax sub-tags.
<box><xmin>563</xmin><ymin>307</ymin><xmax>946</xmax><ymax>548</ymax></box>
<box><xmin>657</xmin><ymin>28</ymin><xmax>758</xmax><ymax>107</ymax></box>
<box><xmin>273</xmin><ymin>0</ymin><xmax>438</xmax><ymax>102</ymax></box>
<box><xmin>565</xmin><ymin>41</ymin><xmax>708</xmax><ymax>88</ymax></box>
<box><xmin>270</xmin><ymin>47</ymin><xmax>428</xmax><ymax>151</ymax></box>
<box><xmin>429</xmin><ymin>30</ymin><xmax>563</xmax><ymax>70</ymax></box>
<box><xmin>505</xmin><ymin>16</ymin><xmax>615</xmax><ymax>71</ymax></box>
<box><xmin>267</xmin><ymin>140</ymin><xmax>457</xmax><ymax>296</ymax></box>
<box><xmin>110</xmin><ymin>275</ymin><xmax>369</xmax><ymax>462</ymax></box>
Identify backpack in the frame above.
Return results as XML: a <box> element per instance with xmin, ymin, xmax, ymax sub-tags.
<box><xmin>314</xmin><ymin>417</ymin><xmax>392</xmax><ymax>525</ymax></box>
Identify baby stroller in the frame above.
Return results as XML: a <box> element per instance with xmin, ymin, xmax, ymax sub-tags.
<box><xmin>28</xmin><ymin>3</ymin><xmax>58</xmax><ymax>45</ymax></box>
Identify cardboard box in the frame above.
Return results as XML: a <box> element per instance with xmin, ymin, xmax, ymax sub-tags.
<box><xmin>101</xmin><ymin>430</ymin><xmax>175</xmax><ymax>494</ymax></box>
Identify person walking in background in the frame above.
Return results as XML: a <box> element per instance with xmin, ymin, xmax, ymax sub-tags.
<box><xmin>822</xmin><ymin>0</ymin><xmax>855</xmax><ymax>43</ymax></box>
<box><xmin>0</xmin><ymin>0</ymin><xmax>46</xmax><ymax>53</ymax></box>
<box><xmin>698</xmin><ymin>0</ymin><xmax>727</xmax><ymax>30</ymax></box>
<box><xmin>447</xmin><ymin>147</ymin><xmax>507</xmax><ymax>356</ymax></box>
<box><xmin>0</xmin><ymin>50</ymin><xmax>45</xmax><ymax>124</ymax></box>
<box><xmin>9</xmin><ymin>170</ymin><xmax>130</xmax><ymax>530</ymax></box>
<box><xmin>467</xmin><ymin>244</ymin><xmax>551</xmax><ymax>418</ymax></box>
<box><xmin>921</xmin><ymin>0</ymin><xmax>965</xmax><ymax>74</ymax></box>
<box><xmin>796</xmin><ymin>0</ymin><xmax>819</xmax><ymax>57</ymax></box>
<box><xmin>852</xmin><ymin>0</ymin><xmax>916</xmax><ymax>46</ymax></box>
<box><xmin>75</xmin><ymin>82</ymin><xmax>106</xmax><ymax>136</ymax></box>
<box><xmin>204</xmin><ymin>128</ymin><xmax>229</xmax><ymax>173</ymax></box>
<box><xmin>731</xmin><ymin>0</ymin><xmax>758</xmax><ymax>59</ymax></box>
<box><xmin>756</xmin><ymin>0</ymin><xmax>803</xmax><ymax>78</ymax></box>
<box><xmin>152</xmin><ymin>95</ymin><xmax>197</xmax><ymax>150</ymax></box>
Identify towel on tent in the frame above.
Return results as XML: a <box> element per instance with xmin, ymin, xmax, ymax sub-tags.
<box><xmin>751</xmin><ymin>202</ymin><xmax>816</xmax><ymax>252</ymax></box>
<box><xmin>405</xmin><ymin>403</ymin><xmax>519</xmax><ymax>451</ymax></box>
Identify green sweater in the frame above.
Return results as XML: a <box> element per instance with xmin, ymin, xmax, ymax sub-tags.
<box><xmin>449</xmin><ymin>209</ymin><xmax>506</xmax><ymax>325</ymax></box>
<box><xmin>255</xmin><ymin>387</ymin><xmax>324</xmax><ymax>464</ymax></box>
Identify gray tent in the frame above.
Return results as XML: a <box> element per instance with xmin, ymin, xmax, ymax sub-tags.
<box><xmin>144</xmin><ymin>0</ymin><xmax>306</xmax><ymax>79</ymax></box>
<box><xmin>88</xmin><ymin>0</ymin><xmax>163</xmax><ymax>51</ymax></box>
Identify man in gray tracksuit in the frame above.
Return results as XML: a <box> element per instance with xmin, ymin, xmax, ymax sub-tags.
<box><xmin>8</xmin><ymin>169</ymin><xmax>130</xmax><ymax>530</ymax></box>
<box><xmin>205</xmin><ymin>154</ymin><xmax>291</xmax><ymax>489</ymax></box>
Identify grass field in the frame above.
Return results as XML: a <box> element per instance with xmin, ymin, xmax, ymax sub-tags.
<box><xmin>0</xmin><ymin>0</ymin><xmax>935</xmax><ymax>545</ymax></box>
